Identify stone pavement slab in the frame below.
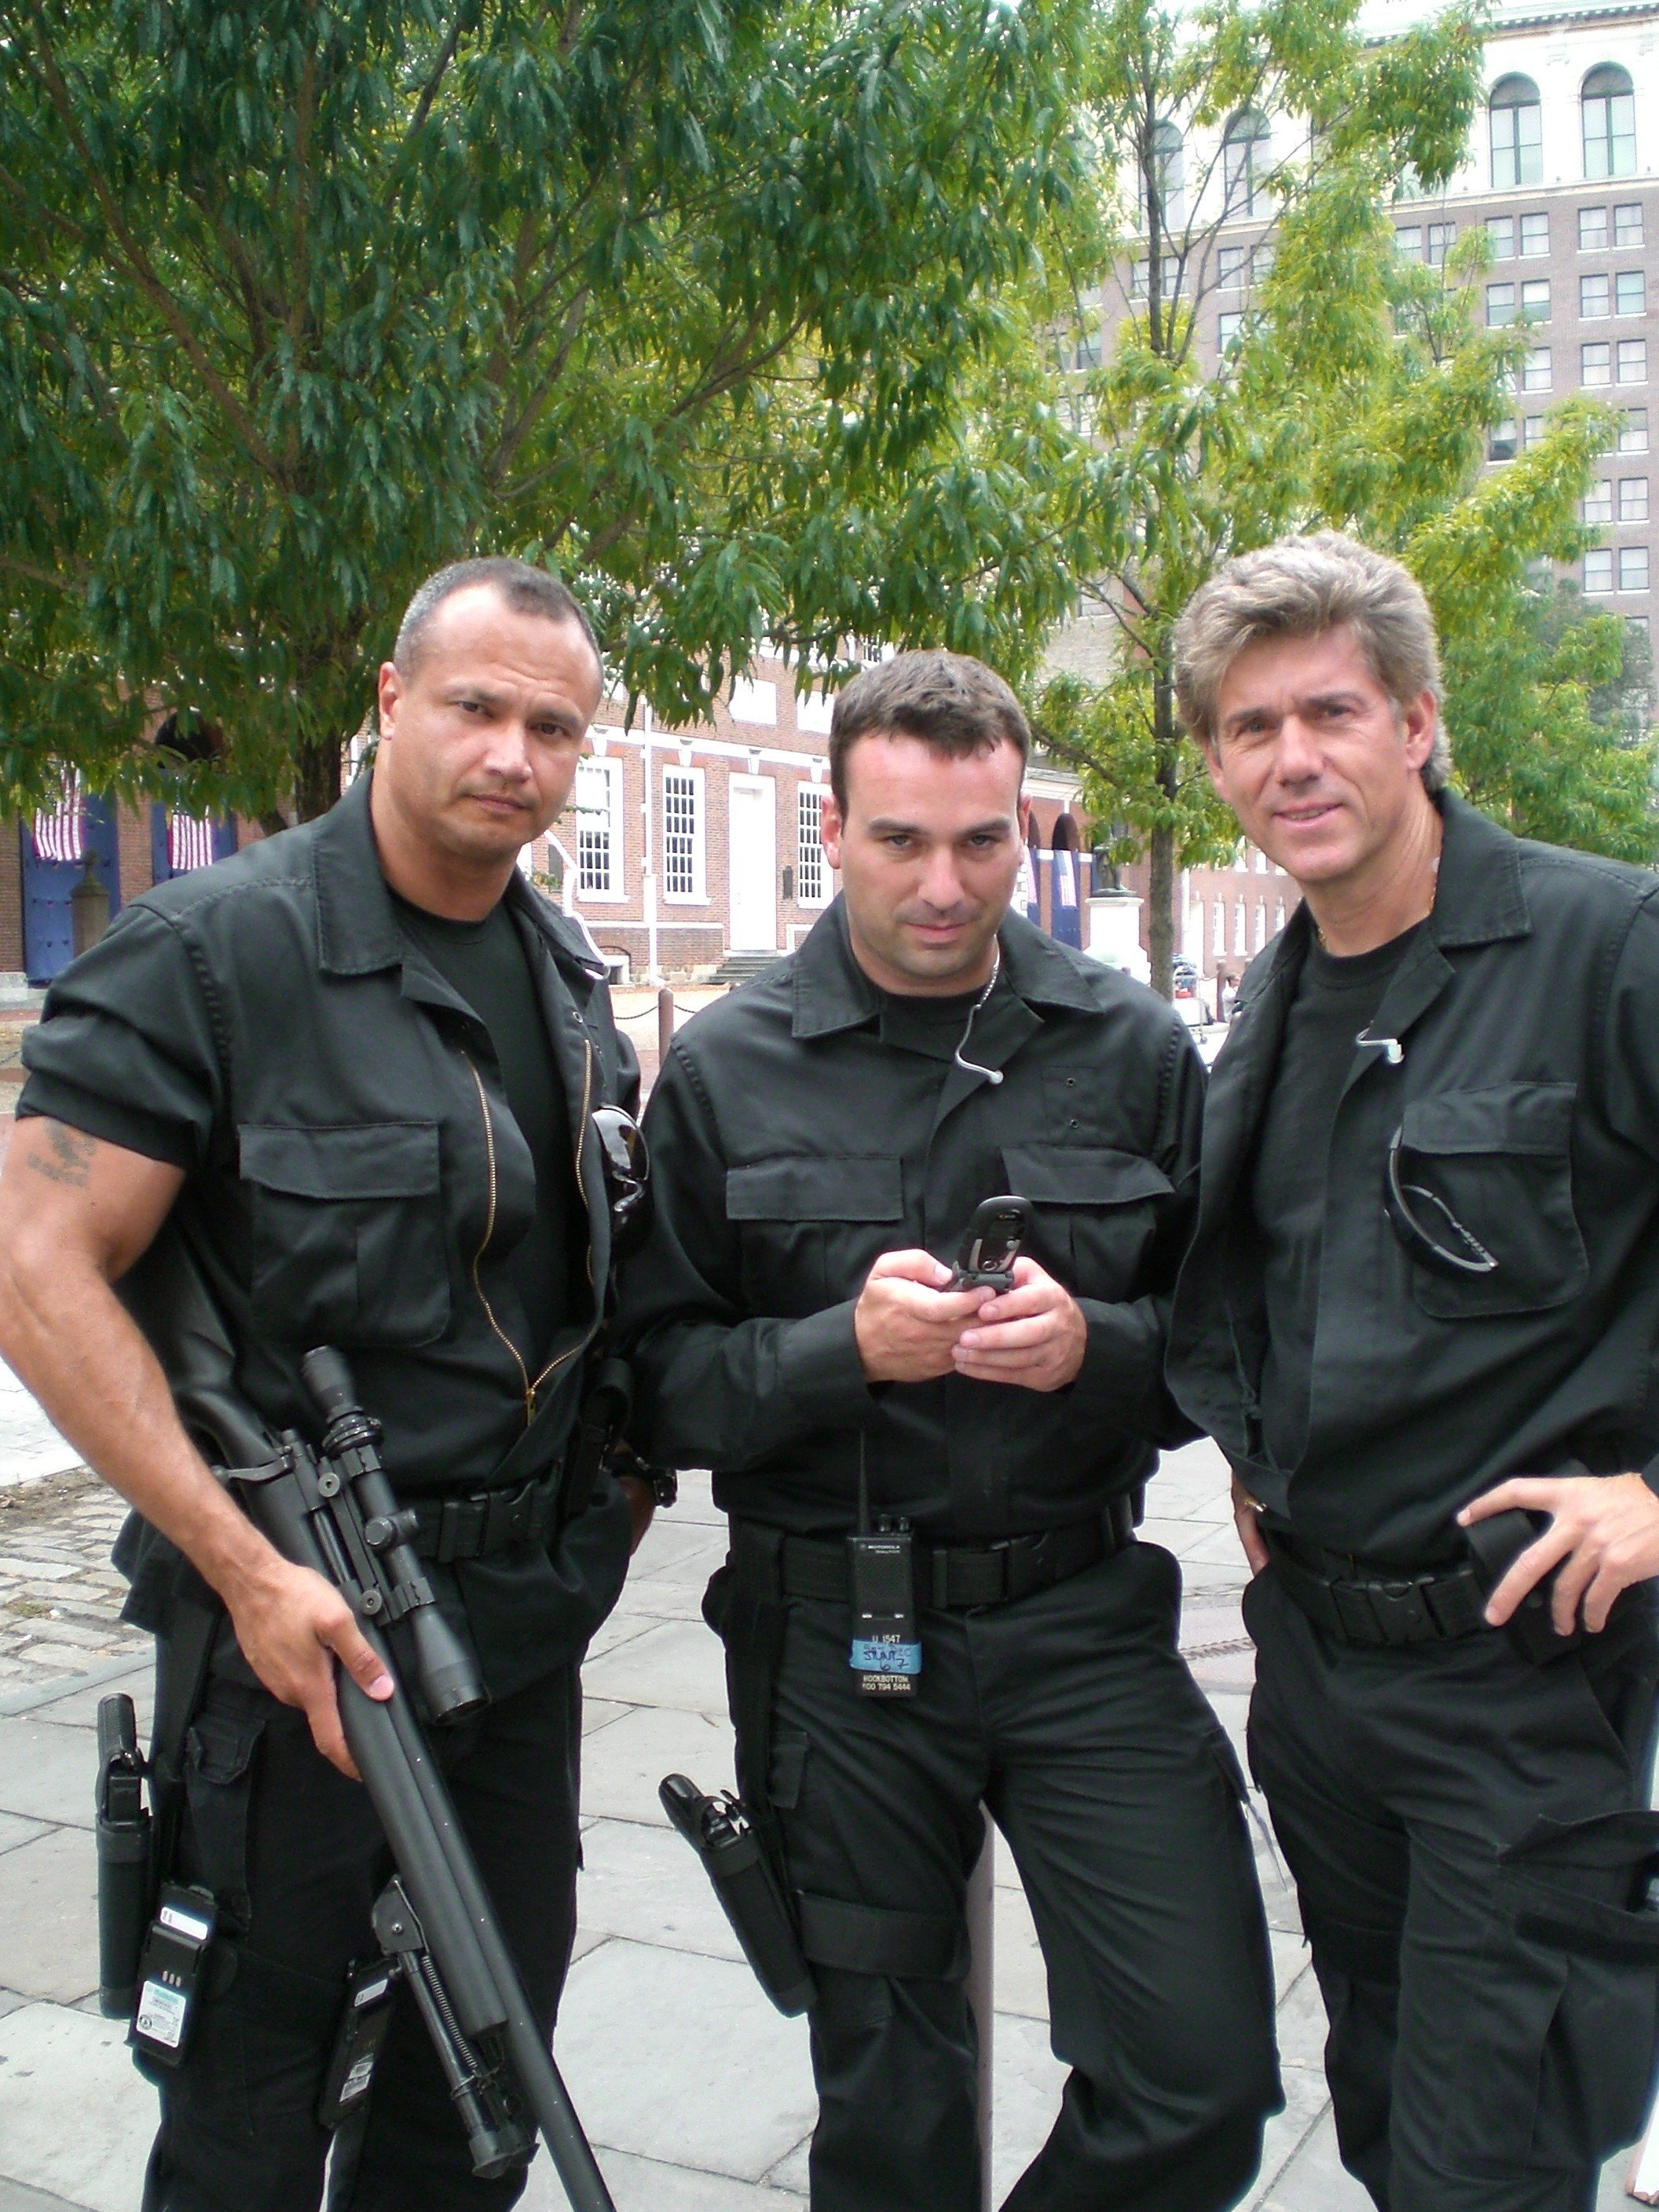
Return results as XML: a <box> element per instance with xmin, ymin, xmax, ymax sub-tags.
<box><xmin>0</xmin><ymin>1828</ymin><xmax>99</xmax><ymax>2004</ymax></box>
<box><xmin>0</xmin><ymin>2004</ymin><xmax>151</xmax><ymax>2212</ymax></box>
<box><xmin>0</xmin><ymin>1719</ymin><xmax>100</xmax><ymax>1829</ymax></box>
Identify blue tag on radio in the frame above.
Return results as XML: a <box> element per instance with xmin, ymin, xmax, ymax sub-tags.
<box><xmin>848</xmin><ymin>1529</ymin><xmax>921</xmax><ymax>1699</ymax></box>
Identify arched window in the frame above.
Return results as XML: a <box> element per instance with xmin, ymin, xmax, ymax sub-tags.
<box><xmin>1223</xmin><ymin>110</ymin><xmax>1271</xmax><ymax>220</ymax></box>
<box><xmin>1583</xmin><ymin>65</ymin><xmax>1636</xmax><ymax>179</ymax></box>
<box><xmin>1152</xmin><ymin>120</ymin><xmax>1185</xmax><ymax>226</ymax></box>
<box><xmin>1489</xmin><ymin>75</ymin><xmax>1542</xmax><ymax>189</ymax></box>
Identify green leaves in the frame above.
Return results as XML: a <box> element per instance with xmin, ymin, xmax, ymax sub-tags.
<box><xmin>1</xmin><ymin>0</ymin><xmax>1093</xmax><ymax>812</ymax></box>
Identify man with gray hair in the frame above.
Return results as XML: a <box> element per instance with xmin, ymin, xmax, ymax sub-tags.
<box><xmin>1164</xmin><ymin>529</ymin><xmax>1659</xmax><ymax>2210</ymax></box>
<box><xmin>0</xmin><ymin>554</ymin><xmax>652</xmax><ymax>2207</ymax></box>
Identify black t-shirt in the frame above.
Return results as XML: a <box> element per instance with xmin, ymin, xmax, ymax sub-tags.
<box><xmin>390</xmin><ymin>893</ymin><xmax>575</xmax><ymax>1369</ymax></box>
<box><xmin>874</xmin><ymin>974</ymin><xmax>1007</xmax><ymax>1063</ymax></box>
<box><xmin>1252</xmin><ymin>923</ymin><xmax>1422</xmax><ymax>1469</ymax></box>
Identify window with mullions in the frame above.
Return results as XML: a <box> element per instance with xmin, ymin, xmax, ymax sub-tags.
<box><xmin>1580</xmin><ymin>206</ymin><xmax>1610</xmax><ymax>251</ymax></box>
<box><xmin>1426</xmin><ymin>222</ymin><xmax>1456</xmax><ymax>269</ymax></box>
<box><xmin>661</xmin><ymin>768</ymin><xmax>704</xmax><ymax>901</ymax></box>
<box><xmin>1521</xmin><ymin>346</ymin><xmax>1551</xmax><ymax>392</ymax></box>
<box><xmin>1617</xmin><ymin>272</ymin><xmax>1646</xmax><ymax>317</ymax></box>
<box><xmin>1584</xmin><ymin>479</ymin><xmax>1614</xmax><ymax>523</ymax></box>
<box><xmin>1583</xmin><ymin>273</ymin><xmax>1612</xmax><ymax>318</ymax></box>
<box><xmin>1621</xmin><ymin>408</ymin><xmax>1650</xmax><ymax>453</ymax></box>
<box><xmin>797</xmin><ymin>786</ymin><xmax>829</xmax><ymax>906</ymax></box>
<box><xmin>1620</xmin><ymin>478</ymin><xmax>1650</xmax><ymax>523</ymax></box>
<box><xmin>1150</xmin><ymin>120</ymin><xmax>1185</xmax><ymax>226</ymax></box>
<box><xmin>1585</xmin><ymin>548</ymin><xmax>1614</xmax><ymax>594</ymax></box>
<box><xmin>1487</xmin><ymin>216</ymin><xmax>1514</xmax><ymax>260</ymax></box>
<box><xmin>1617</xmin><ymin>339</ymin><xmax>1647</xmax><ymax>385</ymax></box>
<box><xmin>574</xmin><ymin>754</ymin><xmax>624</xmax><ymax>899</ymax></box>
<box><xmin>1582</xmin><ymin>65</ymin><xmax>1636</xmax><ymax>180</ymax></box>
<box><xmin>1520</xmin><ymin>213</ymin><xmax>1549</xmax><ymax>256</ymax></box>
<box><xmin>1395</xmin><ymin>225</ymin><xmax>1422</xmax><ymax>262</ymax></box>
<box><xmin>1619</xmin><ymin>546</ymin><xmax>1650</xmax><ymax>593</ymax></box>
<box><xmin>1616</xmin><ymin>203</ymin><xmax>1644</xmax><ymax>247</ymax></box>
<box><xmin>1223</xmin><ymin>110</ymin><xmax>1271</xmax><ymax>219</ymax></box>
<box><xmin>1489</xmin><ymin>75</ymin><xmax>1543</xmax><ymax>189</ymax></box>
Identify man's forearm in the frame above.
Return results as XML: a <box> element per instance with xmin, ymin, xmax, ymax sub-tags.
<box><xmin>0</xmin><ymin>1252</ymin><xmax>281</xmax><ymax>1605</ymax></box>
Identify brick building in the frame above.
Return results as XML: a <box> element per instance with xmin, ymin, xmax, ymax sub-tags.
<box><xmin>0</xmin><ymin>797</ymin><xmax>242</xmax><ymax>991</ymax></box>
<box><xmin>541</xmin><ymin>650</ymin><xmax>1090</xmax><ymax>984</ymax></box>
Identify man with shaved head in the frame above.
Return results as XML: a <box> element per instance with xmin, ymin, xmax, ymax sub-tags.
<box><xmin>0</xmin><ymin>556</ymin><xmax>651</xmax><ymax>2209</ymax></box>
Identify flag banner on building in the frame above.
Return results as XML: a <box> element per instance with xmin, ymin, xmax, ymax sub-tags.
<box><xmin>31</xmin><ymin>775</ymin><xmax>83</xmax><ymax>865</ymax></box>
<box><xmin>167</xmin><ymin>812</ymin><xmax>218</xmax><ymax>875</ymax></box>
<box><xmin>1016</xmin><ymin>847</ymin><xmax>1040</xmax><ymax>924</ymax></box>
<box><xmin>1054</xmin><ymin>850</ymin><xmax>1077</xmax><ymax>909</ymax></box>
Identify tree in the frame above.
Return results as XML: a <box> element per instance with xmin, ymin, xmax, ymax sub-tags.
<box><xmin>1031</xmin><ymin>0</ymin><xmax>1654</xmax><ymax>998</ymax></box>
<box><xmin>0</xmin><ymin>0</ymin><xmax>1096</xmax><ymax>819</ymax></box>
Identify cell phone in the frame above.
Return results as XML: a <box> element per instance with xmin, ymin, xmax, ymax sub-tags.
<box><xmin>949</xmin><ymin>1196</ymin><xmax>1032</xmax><ymax>1294</ymax></box>
<box><xmin>1464</xmin><ymin>1506</ymin><xmax>1590</xmax><ymax>1665</ymax></box>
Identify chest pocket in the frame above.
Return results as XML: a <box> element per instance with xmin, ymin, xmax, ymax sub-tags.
<box><xmin>725</xmin><ymin>1156</ymin><xmax>903</xmax><ymax>1315</ymax></box>
<box><xmin>1392</xmin><ymin>1083</ymin><xmax>1585</xmax><ymax>1320</ymax></box>
<box><xmin>1002</xmin><ymin>1144</ymin><xmax>1173</xmax><ymax>1298</ymax></box>
<box><xmin>239</xmin><ymin>1122</ymin><xmax>450</xmax><ymax>1349</ymax></box>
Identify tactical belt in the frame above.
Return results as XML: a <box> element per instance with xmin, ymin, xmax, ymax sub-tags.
<box><xmin>406</xmin><ymin>1470</ymin><xmax>563</xmax><ymax>1566</ymax></box>
<box><xmin>742</xmin><ymin>1492</ymin><xmax>1139</xmax><ymax>1614</ymax></box>
<box><xmin>1265</xmin><ymin>1528</ymin><xmax>1489</xmax><ymax>1648</ymax></box>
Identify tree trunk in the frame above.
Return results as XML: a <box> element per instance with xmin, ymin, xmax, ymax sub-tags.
<box><xmin>1148</xmin><ymin>821</ymin><xmax>1175</xmax><ymax>1001</ymax></box>
<box><xmin>1147</xmin><ymin>671</ymin><xmax>1180</xmax><ymax>1001</ymax></box>
<box><xmin>294</xmin><ymin>731</ymin><xmax>345</xmax><ymax>822</ymax></box>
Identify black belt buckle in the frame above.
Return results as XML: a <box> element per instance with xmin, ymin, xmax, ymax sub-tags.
<box><xmin>1369</xmin><ymin>1577</ymin><xmax>1433</xmax><ymax>1646</ymax></box>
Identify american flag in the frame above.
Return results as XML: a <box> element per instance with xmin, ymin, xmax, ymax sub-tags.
<box><xmin>1054</xmin><ymin>849</ymin><xmax>1078</xmax><ymax>910</ymax></box>
<box><xmin>167</xmin><ymin>813</ymin><xmax>218</xmax><ymax>874</ymax></box>
<box><xmin>31</xmin><ymin>774</ymin><xmax>83</xmax><ymax>865</ymax></box>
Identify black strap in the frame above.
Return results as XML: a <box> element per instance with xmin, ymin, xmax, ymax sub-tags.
<box><xmin>797</xmin><ymin>1892</ymin><xmax>969</xmax><ymax>1981</ymax></box>
<box><xmin>1265</xmin><ymin>1531</ymin><xmax>1488</xmax><ymax>1647</ymax></box>
<box><xmin>148</xmin><ymin>1576</ymin><xmax>224</xmax><ymax>1890</ymax></box>
<box><xmin>747</xmin><ymin>1497</ymin><xmax>1136</xmax><ymax>1613</ymax></box>
<box><xmin>405</xmin><ymin>1470</ymin><xmax>564</xmax><ymax>1565</ymax></box>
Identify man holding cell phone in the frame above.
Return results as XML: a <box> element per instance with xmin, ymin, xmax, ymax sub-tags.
<box><xmin>618</xmin><ymin>650</ymin><xmax>1280</xmax><ymax>2212</ymax></box>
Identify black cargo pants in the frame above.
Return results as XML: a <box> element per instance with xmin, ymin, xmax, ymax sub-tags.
<box><xmin>1243</xmin><ymin>1566</ymin><xmax>1659</xmax><ymax>2212</ymax></box>
<box><xmin>713</xmin><ymin>1536</ymin><xmax>1281</xmax><ymax>2212</ymax></box>
<box><xmin>139</xmin><ymin>1660</ymin><xmax>582</xmax><ymax>2212</ymax></box>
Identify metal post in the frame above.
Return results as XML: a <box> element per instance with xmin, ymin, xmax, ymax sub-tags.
<box><xmin>966</xmin><ymin>1807</ymin><xmax>994</xmax><ymax>2211</ymax></box>
<box><xmin>71</xmin><ymin>849</ymin><xmax>109</xmax><ymax>956</ymax></box>
<box><xmin>657</xmin><ymin>987</ymin><xmax>675</xmax><ymax>1075</ymax></box>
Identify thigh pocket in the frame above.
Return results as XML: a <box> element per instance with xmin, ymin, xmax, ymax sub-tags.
<box><xmin>1496</xmin><ymin>1811</ymin><xmax>1659</xmax><ymax>2161</ymax></box>
<box><xmin>240</xmin><ymin>1121</ymin><xmax>449</xmax><ymax>1349</ymax></box>
<box><xmin>181</xmin><ymin>1699</ymin><xmax>267</xmax><ymax>1934</ymax></box>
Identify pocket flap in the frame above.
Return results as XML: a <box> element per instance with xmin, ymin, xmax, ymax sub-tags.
<box><xmin>1401</xmin><ymin>1083</ymin><xmax>1577</xmax><ymax>1158</ymax></box>
<box><xmin>238</xmin><ymin>1122</ymin><xmax>441</xmax><ymax>1200</ymax></box>
<box><xmin>1002</xmin><ymin>1144</ymin><xmax>1173</xmax><ymax>1208</ymax></box>
<box><xmin>725</xmin><ymin>1157</ymin><xmax>903</xmax><ymax>1223</ymax></box>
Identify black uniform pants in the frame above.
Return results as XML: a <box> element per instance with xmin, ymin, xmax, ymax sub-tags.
<box><xmin>723</xmin><ymin>1539</ymin><xmax>1281</xmax><ymax>2212</ymax></box>
<box><xmin>140</xmin><ymin>1661</ymin><xmax>582</xmax><ymax>2212</ymax></box>
<box><xmin>1243</xmin><ymin>1566</ymin><xmax>1659</xmax><ymax>2212</ymax></box>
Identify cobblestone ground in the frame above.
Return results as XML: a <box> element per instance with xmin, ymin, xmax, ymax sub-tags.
<box><xmin>0</xmin><ymin>1471</ymin><xmax>145</xmax><ymax>1691</ymax></box>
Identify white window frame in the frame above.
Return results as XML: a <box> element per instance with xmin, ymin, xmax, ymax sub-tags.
<box><xmin>797</xmin><ymin>786</ymin><xmax>830</xmax><ymax>907</ymax></box>
<box><xmin>661</xmin><ymin>766</ymin><xmax>706</xmax><ymax>903</ymax></box>
<box><xmin>1584</xmin><ymin>548</ymin><xmax>1615</xmax><ymax>595</ymax></box>
<box><xmin>573</xmin><ymin>754</ymin><xmax>625</xmax><ymax>902</ymax></box>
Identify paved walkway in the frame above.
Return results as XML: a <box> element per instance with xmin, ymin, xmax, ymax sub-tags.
<box><xmin>0</xmin><ymin>1373</ymin><xmax>1641</xmax><ymax>2209</ymax></box>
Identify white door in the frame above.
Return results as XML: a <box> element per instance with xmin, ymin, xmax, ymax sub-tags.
<box><xmin>727</xmin><ymin>776</ymin><xmax>777</xmax><ymax>950</ymax></box>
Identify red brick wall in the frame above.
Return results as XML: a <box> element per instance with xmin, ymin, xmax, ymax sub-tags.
<box><xmin>0</xmin><ymin>822</ymin><xmax>22</xmax><ymax>974</ymax></box>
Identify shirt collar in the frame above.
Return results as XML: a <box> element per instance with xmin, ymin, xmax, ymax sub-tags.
<box><xmin>1238</xmin><ymin>789</ymin><xmax>1528</xmax><ymax>1013</ymax></box>
<box><xmin>789</xmin><ymin>895</ymin><xmax>1101</xmax><ymax>1041</ymax></box>
<box><xmin>311</xmin><ymin>770</ymin><xmax>608</xmax><ymax>987</ymax></box>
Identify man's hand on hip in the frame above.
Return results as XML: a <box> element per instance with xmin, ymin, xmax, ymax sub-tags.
<box><xmin>951</xmin><ymin>1258</ymin><xmax>1086</xmax><ymax>1393</ymax></box>
<box><xmin>1459</xmin><ymin>1472</ymin><xmax>1659</xmax><ymax>1635</ymax></box>
<box><xmin>1232</xmin><ymin>1475</ymin><xmax>1270</xmax><ymax>1575</ymax></box>
<box><xmin>855</xmin><ymin>1250</ymin><xmax>991</xmax><ymax>1383</ymax></box>
<box><xmin>222</xmin><ymin>1554</ymin><xmax>394</xmax><ymax>1779</ymax></box>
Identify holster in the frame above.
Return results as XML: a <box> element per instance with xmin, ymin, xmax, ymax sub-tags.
<box><xmin>705</xmin><ymin>1526</ymin><xmax>792</xmax><ymax>1878</ymax></box>
<box><xmin>559</xmin><ymin>1357</ymin><xmax>634</xmax><ymax>1528</ymax></box>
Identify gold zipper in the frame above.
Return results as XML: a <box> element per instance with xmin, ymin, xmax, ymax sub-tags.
<box><xmin>463</xmin><ymin>1038</ymin><xmax>596</xmax><ymax>1427</ymax></box>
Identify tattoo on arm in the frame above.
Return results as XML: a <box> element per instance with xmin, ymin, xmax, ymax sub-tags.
<box><xmin>25</xmin><ymin>1122</ymin><xmax>100</xmax><ymax>1189</ymax></box>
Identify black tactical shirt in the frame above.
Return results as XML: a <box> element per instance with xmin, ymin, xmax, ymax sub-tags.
<box><xmin>1251</xmin><ymin>925</ymin><xmax>1421</xmax><ymax>1469</ymax></box>
<box><xmin>1167</xmin><ymin>794</ymin><xmax>1659</xmax><ymax>1565</ymax></box>
<box><xmin>19</xmin><ymin>775</ymin><xmax>636</xmax><ymax>1697</ymax></box>
<box><xmin>620</xmin><ymin>900</ymin><xmax>1203</xmax><ymax>1540</ymax></box>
